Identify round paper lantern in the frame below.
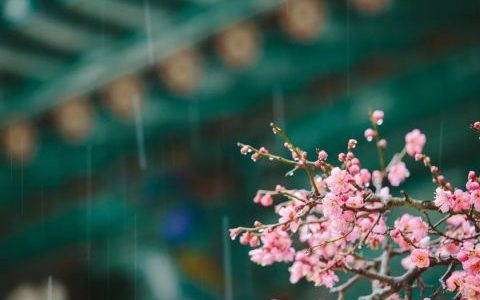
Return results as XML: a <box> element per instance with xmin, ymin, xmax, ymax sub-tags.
<box><xmin>215</xmin><ymin>22</ymin><xmax>260</xmax><ymax>69</ymax></box>
<box><xmin>2</xmin><ymin>120</ymin><xmax>36</xmax><ymax>163</ymax></box>
<box><xmin>103</xmin><ymin>74</ymin><xmax>144</xmax><ymax>120</ymax></box>
<box><xmin>158</xmin><ymin>48</ymin><xmax>202</xmax><ymax>95</ymax></box>
<box><xmin>352</xmin><ymin>0</ymin><xmax>391</xmax><ymax>15</ymax></box>
<box><xmin>279</xmin><ymin>0</ymin><xmax>327</xmax><ymax>41</ymax></box>
<box><xmin>53</xmin><ymin>97</ymin><xmax>93</xmax><ymax>143</ymax></box>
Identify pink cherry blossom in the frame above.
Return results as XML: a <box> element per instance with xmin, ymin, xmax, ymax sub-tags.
<box><xmin>324</xmin><ymin>167</ymin><xmax>353</xmax><ymax>194</ymax></box>
<box><xmin>410</xmin><ymin>248</ymin><xmax>430</xmax><ymax>268</ymax></box>
<box><xmin>387</xmin><ymin>161</ymin><xmax>409</xmax><ymax>186</ymax></box>
<box><xmin>248</xmin><ymin>228</ymin><xmax>295</xmax><ymax>266</ymax></box>
<box><xmin>233</xmin><ymin>109</ymin><xmax>480</xmax><ymax>300</ymax></box>
<box><xmin>446</xmin><ymin>271</ymin><xmax>466</xmax><ymax>291</ymax></box>
<box><xmin>434</xmin><ymin>187</ymin><xmax>452</xmax><ymax>213</ymax></box>
<box><xmin>405</xmin><ymin>129</ymin><xmax>426</xmax><ymax>156</ymax></box>
<box><xmin>321</xmin><ymin>193</ymin><xmax>343</xmax><ymax>218</ymax></box>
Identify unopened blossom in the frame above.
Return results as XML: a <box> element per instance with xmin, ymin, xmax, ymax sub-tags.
<box><xmin>318</xmin><ymin>150</ymin><xmax>328</xmax><ymax>160</ymax></box>
<box><xmin>260</xmin><ymin>194</ymin><xmax>273</xmax><ymax>207</ymax></box>
<box><xmin>372</xmin><ymin>110</ymin><xmax>384</xmax><ymax>125</ymax></box>
<box><xmin>410</xmin><ymin>249</ymin><xmax>430</xmax><ymax>268</ymax></box>
<box><xmin>364</xmin><ymin>128</ymin><xmax>376</xmax><ymax>141</ymax></box>
<box><xmin>405</xmin><ymin>129</ymin><xmax>426</xmax><ymax>156</ymax></box>
<box><xmin>387</xmin><ymin>161</ymin><xmax>409</xmax><ymax>186</ymax></box>
<box><xmin>240</xmin><ymin>145</ymin><xmax>250</xmax><ymax>154</ymax></box>
<box><xmin>348</xmin><ymin>139</ymin><xmax>357</xmax><ymax>149</ymax></box>
<box><xmin>473</xmin><ymin>121</ymin><xmax>480</xmax><ymax>131</ymax></box>
<box><xmin>377</xmin><ymin>139</ymin><xmax>387</xmax><ymax>148</ymax></box>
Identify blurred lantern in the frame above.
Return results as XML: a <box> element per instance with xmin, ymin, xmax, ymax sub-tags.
<box><xmin>103</xmin><ymin>74</ymin><xmax>144</xmax><ymax>120</ymax></box>
<box><xmin>158</xmin><ymin>48</ymin><xmax>202</xmax><ymax>95</ymax></box>
<box><xmin>352</xmin><ymin>0</ymin><xmax>391</xmax><ymax>15</ymax></box>
<box><xmin>2</xmin><ymin>120</ymin><xmax>36</xmax><ymax>163</ymax></box>
<box><xmin>214</xmin><ymin>22</ymin><xmax>260</xmax><ymax>69</ymax></box>
<box><xmin>5</xmin><ymin>283</ymin><xmax>38</xmax><ymax>300</ymax></box>
<box><xmin>158</xmin><ymin>205</ymin><xmax>196</xmax><ymax>243</ymax></box>
<box><xmin>279</xmin><ymin>0</ymin><xmax>326</xmax><ymax>41</ymax></box>
<box><xmin>53</xmin><ymin>97</ymin><xmax>93</xmax><ymax>143</ymax></box>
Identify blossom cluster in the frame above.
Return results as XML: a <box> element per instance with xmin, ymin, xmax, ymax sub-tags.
<box><xmin>230</xmin><ymin>111</ymin><xmax>480</xmax><ymax>300</ymax></box>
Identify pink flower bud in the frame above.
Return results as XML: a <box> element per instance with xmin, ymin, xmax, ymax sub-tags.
<box><xmin>430</xmin><ymin>166</ymin><xmax>439</xmax><ymax>174</ymax></box>
<box><xmin>349</xmin><ymin>164</ymin><xmax>360</xmax><ymax>175</ymax></box>
<box><xmin>258</xmin><ymin>147</ymin><xmax>269</xmax><ymax>154</ymax></box>
<box><xmin>473</xmin><ymin>121</ymin><xmax>480</xmax><ymax>131</ymax></box>
<box><xmin>437</xmin><ymin>175</ymin><xmax>445</xmax><ymax>184</ymax></box>
<box><xmin>364</xmin><ymin>128</ymin><xmax>376</xmax><ymax>142</ymax></box>
<box><xmin>466</xmin><ymin>181</ymin><xmax>479</xmax><ymax>191</ymax></box>
<box><xmin>468</xmin><ymin>170</ymin><xmax>477</xmax><ymax>181</ymax></box>
<box><xmin>318</xmin><ymin>150</ymin><xmax>328</xmax><ymax>160</ymax></box>
<box><xmin>249</xmin><ymin>236</ymin><xmax>259</xmax><ymax>247</ymax></box>
<box><xmin>348</xmin><ymin>139</ymin><xmax>357</xmax><ymax>149</ymax></box>
<box><xmin>423</xmin><ymin>156</ymin><xmax>431</xmax><ymax>166</ymax></box>
<box><xmin>251</xmin><ymin>152</ymin><xmax>261</xmax><ymax>161</ymax></box>
<box><xmin>377</xmin><ymin>139</ymin><xmax>387</xmax><ymax>148</ymax></box>
<box><xmin>372</xmin><ymin>110</ymin><xmax>384</xmax><ymax>125</ymax></box>
<box><xmin>240</xmin><ymin>232</ymin><xmax>252</xmax><ymax>245</ymax></box>
<box><xmin>457</xmin><ymin>251</ymin><xmax>469</xmax><ymax>262</ymax></box>
<box><xmin>415</xmin><ymin>153</ymin><xmax>424</xmax><ymax>161</ymax></box>
<box><xmin>338</xmin><ymin>153</ymin><xmax>346</xmax><ymax>162</ymax></box>
<box><xmin>253</xmin><ymin>193</ymin><xmax>262</xmax><ymax>203</ymax></box>
<box><xmin>229</xmin><ymin>227</ymin><xmax>243</xmax><ymax>240</ymax></box>
<box><xmin>240</xmin><ymin>146</ymin><xmax>250</xmax><ymax>155</ymax></box>
<box><xmin>260</xmin><ymin>194</ymin><xmax>273</xmax><ymax>207</ymax></box>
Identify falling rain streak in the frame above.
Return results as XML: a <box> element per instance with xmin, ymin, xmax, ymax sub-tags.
<box><xmin>86</xmin><ymin>144</ymin><xmax>92</xmax><ymax>299</ymax></box>
<box><xmin>133</xmin><ymin>94</ymin><xmax>147</xmax><ymax>170</ymax></box>
<box><xmin>47</xmin><ymin>275</ymin><xmax>52</xmax><ymax>300</ymax></box>
<box><xmin>273</xmin><ymin>86</ymin><xmax>286</xmax><ymax>130</ymax></box>
<box><xmin>144</xmin><ymin>0</ymin><xmax>155</xmax><ymax>65</ymax></box>
<box><xmin>222</xmin><ymin>216</ymin><xmax>233</xmax><ymax>300</ymax></box>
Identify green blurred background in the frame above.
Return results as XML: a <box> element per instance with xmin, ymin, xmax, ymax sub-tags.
<box><xmin>0</xmin><ymin>0</ymin><xmax>479</xmax><ymax>299</ymax></box>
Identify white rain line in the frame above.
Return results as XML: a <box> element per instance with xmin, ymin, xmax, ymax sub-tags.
<box><xmin>133</xmin><ymin>93</ymin><xmax>147</xmax><ymax>170</ymax></box>
<box><xmin>222</xmin><ymin>216</ymin><xmax>233</xmax><ymax>300</ymax></box>
<box><xmin>144</xmin><ymin>0</ymin><xmax>155</xmax><ymax>65</ymax></box>
<box><xmin>273</xmin><ymin>86</ymin><xmax>286</xmax><ymax>129</ymax></box>
<box><xmin>47</xmin><ymin>275</ymin><xmax>53</xmax><ymax>300</ymax></box>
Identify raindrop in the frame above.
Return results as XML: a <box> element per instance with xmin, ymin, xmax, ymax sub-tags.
<box><xmin>376</xmin><ymin>120</ymin><xmax>383</xmax><ymax>125</ymax></box>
